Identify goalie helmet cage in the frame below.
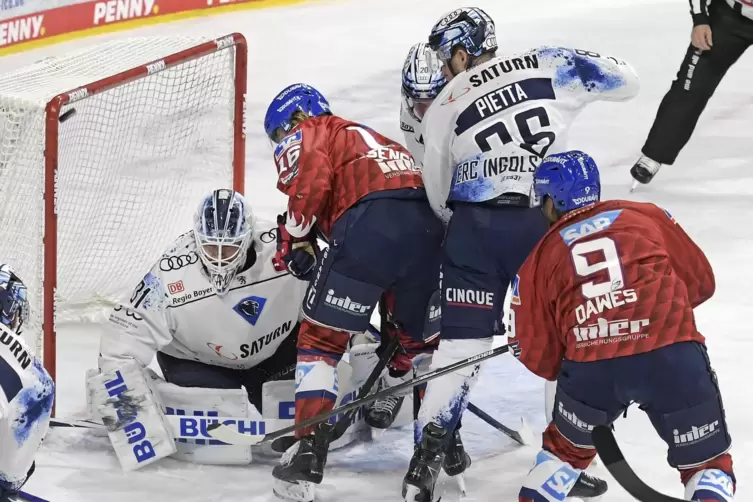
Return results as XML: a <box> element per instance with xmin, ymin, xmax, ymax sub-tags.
<box><xmin>0</xmin><ymin>33</ymin><xmax>247</xmax><ymax>387</ymax></box>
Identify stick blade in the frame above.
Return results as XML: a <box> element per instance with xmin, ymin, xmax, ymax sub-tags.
<box><xmin>592</xmin><ymin>425</ymin><xmax>685</xmax><ymax>502</ymax></box>
<box><xmin>206</xmin><ymin>423</ymin><xmax>265</xmax><ymax>446</ymax></box>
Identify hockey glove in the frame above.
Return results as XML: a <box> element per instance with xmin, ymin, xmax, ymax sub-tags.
<box><xmin>273</xmin><ymin>213</ymin><xmax>317</xmax><ymax>280</ymax></box>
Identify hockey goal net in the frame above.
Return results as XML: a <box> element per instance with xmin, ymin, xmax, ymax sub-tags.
<box><xmin>0</xmin><ymin>33</ymin><xmax>247</xmax><ymax>383</ymax></box>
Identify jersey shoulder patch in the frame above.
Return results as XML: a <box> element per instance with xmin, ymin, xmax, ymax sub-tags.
<box><xmin>559</xmin><ymin>210</ymin><xmax>622</xmax><ymax>246</ymax></box>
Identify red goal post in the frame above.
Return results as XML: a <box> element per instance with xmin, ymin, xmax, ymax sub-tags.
<box><xmin>0</xmin><ymin>33</ymin><xmax>247</xmax><ymax>385</ymax></box>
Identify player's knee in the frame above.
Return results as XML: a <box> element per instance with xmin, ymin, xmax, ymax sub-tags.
<box><xmin>551</xmin><ymin>384</ymin><xmax>610</xmax><ymax>449</ymax></box>
<box><xmin>657</xmin><ymin>396</ymin><xmax>731</xmax><ymax>470</ymax></box>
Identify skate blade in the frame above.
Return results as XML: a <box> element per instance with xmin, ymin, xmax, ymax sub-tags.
<box><xmin>273</xmin><ymin>479</ymin><xmax>315</xmax><ymax>502</ymax></box>
<box><xmin>454</xmin><ymin>474</ymin><xmax>467</xmax><ymax>498</ymax></box>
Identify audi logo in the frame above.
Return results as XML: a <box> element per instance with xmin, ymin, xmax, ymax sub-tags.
<box><xmin>260</xmin><ymin>229</ymin><xmax>276</xmax><ymax>244</ymax></box>
<box><xmin>159</xmin><ymin>252</ymin><xmax>199</xmax><ymax>271</ymax></box>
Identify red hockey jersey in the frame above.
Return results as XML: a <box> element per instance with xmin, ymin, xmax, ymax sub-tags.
<box><xmin>510</xmin><ymin>200</ymin><xmax>714</xmax><ymax>381</ymax></box>
<box><xmin>273</xmin><ymin>115</ymin><xmax>425</xmax><ymax>238</ymax></box>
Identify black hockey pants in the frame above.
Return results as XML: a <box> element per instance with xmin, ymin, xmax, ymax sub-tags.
<box><xmin>642</xmin><ymin>0</ymin><xmax>753</xmax><ymax>165</ymax></box>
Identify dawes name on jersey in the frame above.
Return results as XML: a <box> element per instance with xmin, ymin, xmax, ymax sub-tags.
<box><xmin>421</xmin><ymin>46</ymin><xmax>640</xmax><ymax>223</ymax></box>
<box><xmin>99</xmin><ymin>221</ymin><xmax>307</xmax><ymax>373</ymax></box>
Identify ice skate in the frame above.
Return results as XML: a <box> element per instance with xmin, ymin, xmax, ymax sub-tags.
<box><xmin>272</xmin><ymin>422</ymin><xmax>333</xmax><ymax>501</ymax></box>
<box><xmin>630</xmin><ymin>155</ymin><xmax>662</xmax><ymax>190</ymax></box>
<box><xmin>402</xmin><ymin>423</ymin><xmax>447</xmax><ymax>502</ymax></box>
<box><xmin>568</xmin><ymin>471</ymin><xmax>608</xmax><ymax>499</ymax></box>
<box><xmin>365</xmin><ymin>389</ymin><xmax>404</xmax><ymax>429</ymax></box>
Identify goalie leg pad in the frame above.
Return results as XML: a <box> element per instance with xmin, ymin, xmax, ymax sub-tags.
<box><xmin>89</xmin><ymin>362</ymin><xmax>176</xmax><ymax>471</ymax></box>
<box><xmin>150</xmin><ymin>375</ymin><xmax>254</xmax><ymax>465</ymax></box>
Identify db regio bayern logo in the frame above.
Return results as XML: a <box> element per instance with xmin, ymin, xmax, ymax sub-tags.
<box><xmin>159</xmin><ymin>253</ymin><xmax>199</xmax><ymax>271</ymax></box>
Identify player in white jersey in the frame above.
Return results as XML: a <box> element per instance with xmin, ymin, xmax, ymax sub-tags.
<box><xmin>0</xmin><ymin>265</ymin><xmax>54</xmax><ymax>502</ymax></box>
<box><xmin>90</xmin><ymin>189</ymin><xmax>312</xmax><ymax>470</ymax></box>
<box><xmin>399</xmin><ymin>42</ymin><xmax>447</xmax><ymax>166</ymax></box>
<box><xmin>402</xmin><ymin>8</ymin><xmax>640</xmax><ymax>502</ymax></box>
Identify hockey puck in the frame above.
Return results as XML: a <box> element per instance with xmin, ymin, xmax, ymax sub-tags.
<box><xmin>59</xmin><ymin>108</ymin><xmax>76</xmax><ymax>123</ymax></box>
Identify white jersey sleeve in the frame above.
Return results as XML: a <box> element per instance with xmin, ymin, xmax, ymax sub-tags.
<box><xmin>421</xmin><ymin>46</ymin><xmax>639</xmax><ymax>223</ymax></box>
<box><xmin>399</xmin><ymin>101</ymin><xmax>426</xmax><ymax>166</ymax></box>
<box><xmin>99</xmin><ymin>221</ymin><xmax>307</xmax><ymax>373</ymax></box>
<box><xmin>0</xmin><ymin>326</ymin><xmax>53</xmax><ymax>489</ymax></box>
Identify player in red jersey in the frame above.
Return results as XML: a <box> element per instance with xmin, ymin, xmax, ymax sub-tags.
<box><xmin>511</xmin><ymin>150</ymin><xmax>735</xmax><ymax>502</ymax></box>
<box><xmin>263</xmin><ymin>84</ymin><xmax>444</xmax><ymax>502</ymax></box>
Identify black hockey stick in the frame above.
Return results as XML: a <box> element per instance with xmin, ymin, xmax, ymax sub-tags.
<box><xmin>466</xmin><ymin>402</ymin><xmax>534</xmax><ymax>446</ymax></box>
<box><xmin>592</xmin><ymin>425</ymin><xmax>684</xmax><ymax>502</ymax></box>
<box><xmin>207</xmin><ymin>343</ymin><xmax>512</xmax><ymax>445</ymax></box>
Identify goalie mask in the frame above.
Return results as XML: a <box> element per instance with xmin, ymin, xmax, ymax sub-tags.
<box><xmin>194</xmin><ymin>190</ymin><xmax>256</xmax><ymax>296</ymax></box>
<box><xmin>402</xmin><ymin>42</ymin><xmax>446</xmax><ymax>122</ymax></box>
<box><xmin>0</xmin><ymin>264</ymin><xmax>29</xmax><ymax>335</ymax></box>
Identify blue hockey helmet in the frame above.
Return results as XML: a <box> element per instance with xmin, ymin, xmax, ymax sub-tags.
<box><xmin>264</xmin><ymin>83</ymin><xmax>331</xmax><ymax>144</ymax></box>
<box><xmin>194</xmin><ymin>189</ymin><xmax>256</xmax><ymax>296</ymax></box>
<box><xmin>534</xmin><ymin>150</ymin><xmax>601</xmax><ymax>212</ymax></box>
<box><xmin>0</xmin><ymin>264</ymin><xmax>29</xmax><ymax>334</ymax></box>
<box><xmin>428</xmin><ymin>7</ymin><xmax>497</xmax><ymax>64</ymax></box>
<box><xmin>402</xmin><ymin>43</ymin><xmax>447</xmax><ymax>121</ymax></box>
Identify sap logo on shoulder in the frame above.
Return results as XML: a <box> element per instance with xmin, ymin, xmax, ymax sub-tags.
<box><xmin>511</xmin><ymin>274</ymin><xmax>521</xmax><ymax>305</ymax></box>
<box><xmin>233</xmin><ymin>296</ymin><xmax>267</xmax><ymax>326</ymax></box>
<box><xmin>560</xmin><ymin>210</ymin><xmax>622</xmax><ymax>246</ymax></box>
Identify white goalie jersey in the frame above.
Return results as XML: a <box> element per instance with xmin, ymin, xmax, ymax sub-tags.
<box><xmin>98</xmin><ymin>221</ymin><xmax>307</xmax><ymax>374</ymax></box>
<box><xmin>421</xmin><ymin>46</ymin><xmax>640</xmax><ymax>223</ymax></box>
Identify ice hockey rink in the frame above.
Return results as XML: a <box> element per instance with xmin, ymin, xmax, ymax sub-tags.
<box><xmin>1</xmin><ymin>0</ymin><xmax>752</xmax><ymax>500</ymax></box>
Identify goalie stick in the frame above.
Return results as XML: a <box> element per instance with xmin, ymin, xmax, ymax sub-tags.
<box><xmin>592</xmin><ymin>425</ymin><xmax>685</xmax><ymax>502</ymax></box>
<box><xmin>207</xmin><ymin>342</ymin><xmax>513</xmax><ymax>446</ymax></box>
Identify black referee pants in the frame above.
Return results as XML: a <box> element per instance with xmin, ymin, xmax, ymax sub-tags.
<box><xmin>642</xmin><ymin>0</ymin><xmax>753</xmax><ymax>165</ymax></box>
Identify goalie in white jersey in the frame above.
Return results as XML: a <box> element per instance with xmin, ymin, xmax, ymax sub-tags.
<box><xmin>91</xmin><ymin>189</ymin><xmax>309</xmax><ymax>470</ymax></box>
<box><xmin>402</xmin><ymin>7</ymin><xmax>640</xmax><ymax>502</ymax></box>
<box><xmin>0</xmin><ymin>265</ymin><xmax>54</xmax><ymax>502</ymax></box>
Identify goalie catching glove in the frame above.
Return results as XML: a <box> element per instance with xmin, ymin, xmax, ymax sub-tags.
<box><xmin>273</xmin><ymin>212</ymin><xmax>318</xmax><ymax>280</ymax></box>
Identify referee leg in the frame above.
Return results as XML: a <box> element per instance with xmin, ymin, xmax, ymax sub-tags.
<box><xmin>642</xmin><ymin>3</ymin><xmax>751</xmax><ymax>165</ymax></box>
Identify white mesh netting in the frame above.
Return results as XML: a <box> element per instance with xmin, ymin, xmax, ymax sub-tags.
<box><xmin>0</xmin><ymin>36</ymin><xmax>241</xmax><ymax>360</ymax></box>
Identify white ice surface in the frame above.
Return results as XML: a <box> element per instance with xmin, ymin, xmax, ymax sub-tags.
<box><xmin>1</xmin><ymin>0</ymin><xmax>751</xmax><ymax>500</ymax></box>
